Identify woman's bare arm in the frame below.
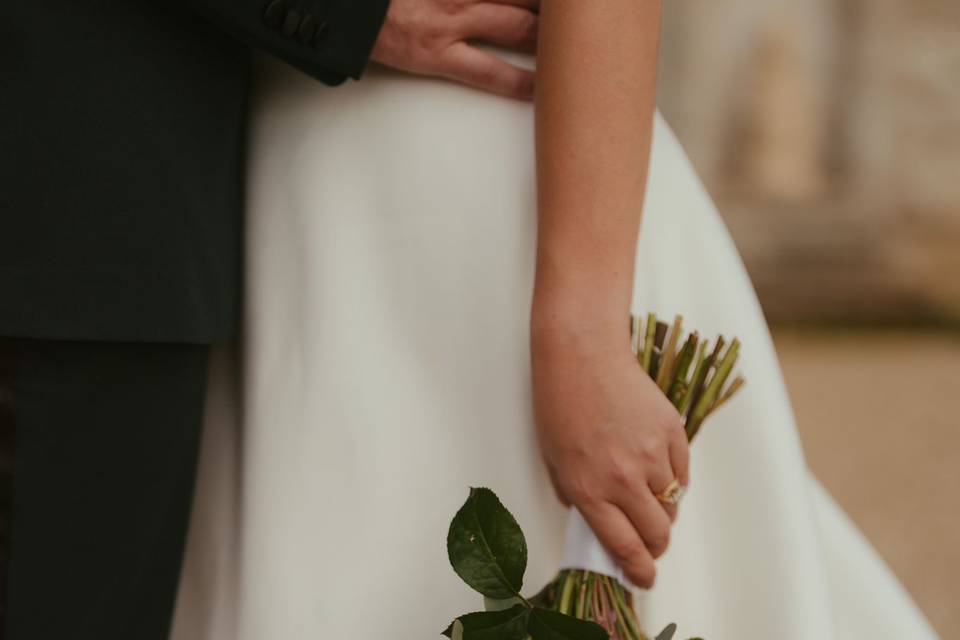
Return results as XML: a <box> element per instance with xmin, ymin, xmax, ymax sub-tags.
<box><xmin>533</xmin><ymin>1</ymin><xmax>658</xmax><ymax>322</ymax></box>
<box><xmin>530</xmin><ymin>0</ymin><xmax>690</xmax><ymax>588</ymax></box>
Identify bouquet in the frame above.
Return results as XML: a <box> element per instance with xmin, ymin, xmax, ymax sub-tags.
<box><xmin>443</xmin><ymin>313</ymin><xmax>745</xmax><ymax>639</ymax></box>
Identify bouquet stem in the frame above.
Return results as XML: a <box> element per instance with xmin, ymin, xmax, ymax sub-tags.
<box><xmin>553</xmin><ymin>312</ymin><xmax>747</xmax><ymax>637</ymax></box>
<box><xmin>535</xmin><ymin>569</ymin><xmax>651</xmax><ymax>640</ymax></box>
<box><xmin>444</xmin><ymin>312</ymin><xmax>746</xmax><ymax>640</ymax></box>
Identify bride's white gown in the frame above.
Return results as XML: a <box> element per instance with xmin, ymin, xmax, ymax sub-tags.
<box><xmin>170</xmin><ymin>52</ymin><xmax>937</xmax><ymax>639</ymax></box>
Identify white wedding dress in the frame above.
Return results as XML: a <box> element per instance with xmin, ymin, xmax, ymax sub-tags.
<box><xmin>170</xmin><ymin>51</ymin><xmax>937</xmax><ymax>639</ymax></box>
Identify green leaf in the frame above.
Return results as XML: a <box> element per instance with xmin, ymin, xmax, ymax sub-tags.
<box><xmin>484</xmin><ymin>596</ymin><xmax>526</xmax><ymax>612</ymax></box>
<box><xmin>527</xmin><ymin>607</ymin><xmax>608</xmax><ymax>640</ymax></box>
<box><xmin>654</xmin><ymin>623</ymin><xmax>677</xmax><ymax>640</ymax></box>
<box><xmin>442</xmin><ymin>605</ymin><xmax>531</xmax><ymax>640</ymax></box>
<box><xmin>447</xmin><ymin>487</ymin><xmax>528</xmax><ymax>599</ymax></box>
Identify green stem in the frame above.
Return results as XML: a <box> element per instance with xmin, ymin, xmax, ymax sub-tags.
<box><xmin>688</xmin><ymin>338</ymin><xmax>740</xmax><ymax>441</ymax></box>
<box><xmin>684</xmin><ymin>336</ymin><xmax>724</xmax><ymax>439</ymax></box>
<box><xmin>582</xmin><ymin>572</ymin><xmax>594</xmax><ymax>620</ymax></box>
<box><xmin>649</xmin><ymin>321</ymin><xmax>668</xmax><ymax>380</ymax></box>
<box><xmin>631</xmin><ymin>315</ymin><xmax>643</xmax><ymax>363</ymax></box>
<box><xmin>558</xmin><ymin>570</ymin><xmax>577</xmax><ymax>614</ymax></box>
<box><xmin>600</xmin><ymin>576</ymin><xmax>633</xmax><ymax>639</ymax></box>
<box><xmin>667</xmin><ymin>332</ymin><xmax>698</xmax><ymax>404</ymax></box>
<box><xmin>709</xmin><ymin>374</ymin><xmax>745</xmax><ymax>416</ymax></box>
<box><xmin>574</xmin><ymin>571</ymin><xmax>588</xmax><ymax>619</ymax></box>
<box><xmin>655</xmin><ymin>315</ymin><xmax>684</xmax><ymax>391</ymax></box>
<box><xmin>642</xmin><ymin>313</ymin><xmax>656</xmax><ymax>373</ymax></box>
<box><xmin>677</xmin><ymin>340</ymin><xmax>707</xmax><ymax>415</ymax></box>
<box><xmin>608</xmin><ymin>579</ymin><xmax>644</xmax><ymax>640</ymax></box>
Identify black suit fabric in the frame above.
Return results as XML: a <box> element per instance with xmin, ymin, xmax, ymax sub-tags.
<box><xmin>0</xmin><ymin>1</ymin><xmax>390</xmax><ymax>638</ymax></box>
<box><xmin>1</xmin><ymin>340</ymin><xmax>209</xmax><ymax>640</ymax></box>
<box><xmin>0</xmin><ymin>0</ymin><xmax>389</xmax><ymax>343</ymax></box>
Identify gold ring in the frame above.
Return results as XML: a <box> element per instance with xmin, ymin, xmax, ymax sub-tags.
<box><xmin>655</xmin><ymin>478</ymin><xmax>684</xmax><ymax>505</ymax></box>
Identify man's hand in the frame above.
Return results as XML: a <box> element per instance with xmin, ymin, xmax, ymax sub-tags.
<box><xmin>370</xmin><ymin>0</ymin><xmax>539</xmax><ymax>100</ymax></box>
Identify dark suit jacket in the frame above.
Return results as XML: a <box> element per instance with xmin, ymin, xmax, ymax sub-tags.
<box><xmin>0</xmin><ymin>0</ymin><xmax>389</xmax><ymax>343</ymax></box>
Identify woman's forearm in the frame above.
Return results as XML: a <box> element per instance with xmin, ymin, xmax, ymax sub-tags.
<box><xmin>531</xmin><ymin>0</ymin><xmax>662</xmax><ymax>347</ymax></box>
<box><xmin>527</xmin><ymin>4</ymin><xmax>688</xmax><ymax>588</ymax></box>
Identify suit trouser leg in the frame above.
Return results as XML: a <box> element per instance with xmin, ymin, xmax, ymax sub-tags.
<box><xmin>0</xmin><ymin>338</ymin><xmax>210</xmax><ymax>640</ymax></box>
<box><xmin>0</xmin><ymin>350</ymin><xmax>13</xmax><ymax>634</ymax></box>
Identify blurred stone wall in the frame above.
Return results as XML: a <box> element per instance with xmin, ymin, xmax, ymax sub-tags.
<box><xmin>657</xmin><ymin>0</ymin><xmax>960</xmax><ymax>323</ymax></box>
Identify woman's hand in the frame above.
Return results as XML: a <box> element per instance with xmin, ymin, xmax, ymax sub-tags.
<box><xmin>530</xmin><ymin>0</ymin><xmax>667</xmax><ymax>589</ymax></box>
<box><xmin>530</xmin><ymin>311</ymin><xmax>690</xmax><ymax>589</ymax></box>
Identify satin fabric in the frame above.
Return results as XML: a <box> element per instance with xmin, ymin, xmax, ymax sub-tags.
<box><xmin>172</xmin><ymin>54</ymin><xmax>937</xmax><ymax>639</ymax></box>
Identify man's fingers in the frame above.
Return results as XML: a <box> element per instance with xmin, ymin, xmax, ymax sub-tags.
<box><xmin>439</xmin><ymin>42</ymin><xmax>535</xmax><ymax>99</ymax></box>
<box><xmin>579</xmin><ymin>502</ymin><xmax>657</xmax><ymax>589</ymax></box>
<box><xmin>461</xmin><ymin>4</ymin><xmax>539</xmax><ymax>51</ymax></box>
<box><xmin>484</xmin><ymin>0</ymin><xmax>540</xmax><ymax>10</ymax></box>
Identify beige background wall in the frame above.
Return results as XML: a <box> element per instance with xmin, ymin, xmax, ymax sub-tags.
<box><xmin>658</xmin><ymin>0</ymin><xmax>960</xmax><ymax>323</ymax></box>
<box><xmin>657</xmin><ymin>2</ymin><xmax>960</xmax><ymax>635</ymax></box>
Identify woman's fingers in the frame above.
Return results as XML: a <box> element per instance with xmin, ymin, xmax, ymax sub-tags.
<box><xmin>546</xmin><ymin>463</ymin><xmax>572</xmax><ymax>507</ymax></box>
<box><xmin>579</xmin><ymin>501</ymin><xmax>657</xmax><ymax>588</ymax></box>
<box><xmin>647</xmin><ymin>441</ymin><xmax>682</xmax><ymax>522</ymax></box>
<box><xmin>667</xmin><ymin>418</ymin><xmax>691</xmax><ymax>489</ymax></box>
<box><xmin>660</xmin><ymin>498</ymin><xmax>678</xmax><ymax>523</ymax></box>
<box><xmin>461</xmin><ymin>4</ymin><xmax>539</xmax><ymax>51</ymax></box>
<box><xmin>617</xmin><ymin>486</ymin><xmax>673</xmax><ymax>558</ymax></box>
<box><xmin>439</xmin><ymin>42</ymin><xmax>535</xmax><ymax>99</ymax></box>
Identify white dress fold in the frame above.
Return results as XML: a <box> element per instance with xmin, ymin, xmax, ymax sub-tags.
<box><xmin>171</xmin><ymin>53</ymin><xmax>937</xmax><ymax>640</ymax></box>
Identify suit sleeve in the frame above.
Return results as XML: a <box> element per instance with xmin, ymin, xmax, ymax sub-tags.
<box><xmin>186</xmin><ymin>0</ymin><xmax>391</xmax><ymax>85</ymax></box>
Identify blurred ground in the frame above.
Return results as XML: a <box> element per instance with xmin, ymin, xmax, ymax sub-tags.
<box><xmin>773</xmin><ymin>329</ymin><xmax>959</xmax><ymax>638</ymax></box>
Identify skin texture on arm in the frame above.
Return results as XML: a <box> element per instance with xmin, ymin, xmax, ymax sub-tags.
<box><xmin>529</xmin><ymin>0</ymin><xmax>691</xmax><ymax>588</ymax></box>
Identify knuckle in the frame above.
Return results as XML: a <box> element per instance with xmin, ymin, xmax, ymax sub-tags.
<box><xmin>566</xmin><ymin>476</ymin><xmax>601</xmax><ymax>508</ymax></box>
<box><xmin>664</xmin><ymin>412</ymin><xmax>685</xmax><ymax>436</ymax></box>
<box><xmin>610</xmin><ymin>538</ymin><xmax>646</xmax><ymax>564</ymax></box>
<box><xmin>411</xmin><ymin>32</ymin><xmax>444</xmax><ymax>66</ymax></box>
<box><xmin>441</xmin><ymin>0</ymin><xmax>465</xmax><ymax>16</ymax></box>
<box><xmin>419</xmin><ymin>30</ymin><xmax>447</xmax><ymax>56</ymax></box>
<box><xmin>647</xmin><ymin>526</ymin><xmax>671</xmax><ymax>558</ymax></box>
<box><xmin>608</xmin><ymin>459</ymin><xmax>638</xmax><ymax>492</ymax></box>
<box><xmin>637</xmin><ymin>440</ymin><xmax>662</xmax><ymax>464</ymax></box>
<box><xmin>520</xmin><ymin>13</ymin><xmax>538</xmax><ymax>40</ymax></box>
<box><xmin>475</xmin><ymin>61</ymin><xmax>499</xmax><ymax>85</ymax></box>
